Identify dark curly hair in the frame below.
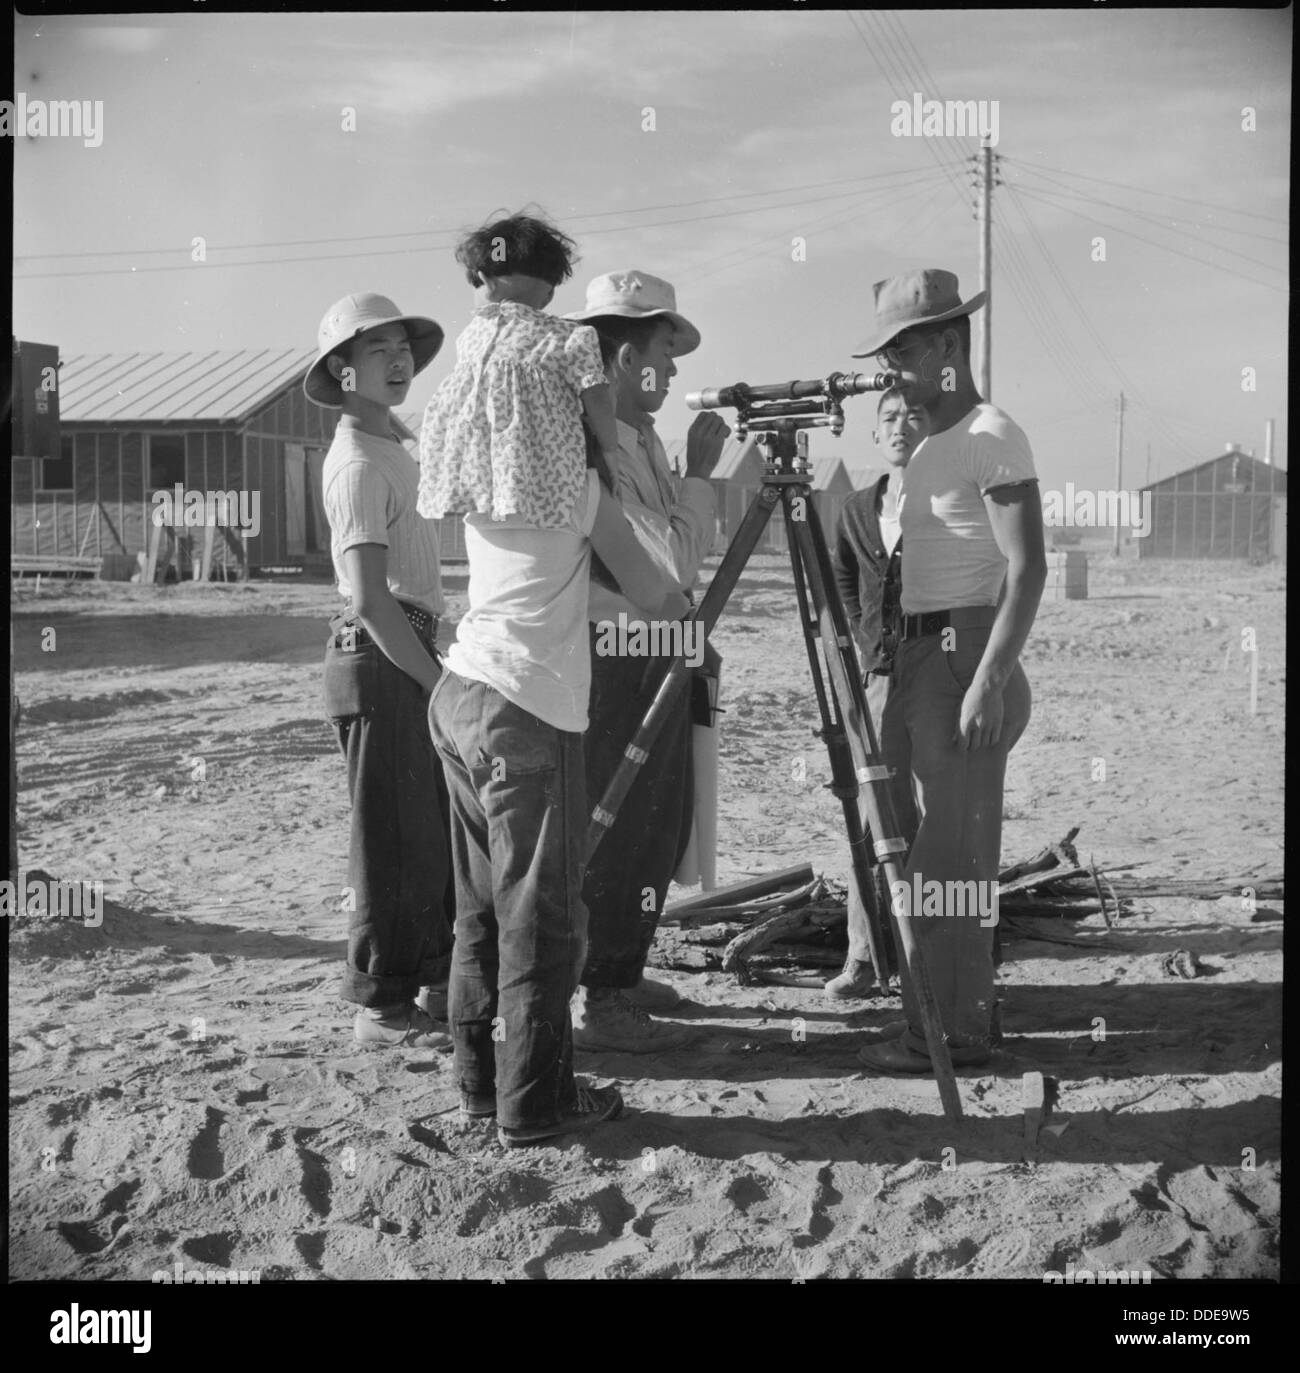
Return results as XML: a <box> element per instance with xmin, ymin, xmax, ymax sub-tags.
<box><xmin>454</xmin><ymin>208</ymin><xmax>579</xmax><ymax>288</ymax></box>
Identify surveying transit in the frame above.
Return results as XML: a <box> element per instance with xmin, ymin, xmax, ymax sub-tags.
<box><xmin>582</xmin><ymin>366</ymin><xmax>963</xmax><ymax>1124</ymax></box>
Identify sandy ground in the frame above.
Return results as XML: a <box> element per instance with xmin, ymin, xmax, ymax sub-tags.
<box><xmin>8</xmin><ymin>553</ymin><xmax>1283</xmax><ymax>1282</ymax></box>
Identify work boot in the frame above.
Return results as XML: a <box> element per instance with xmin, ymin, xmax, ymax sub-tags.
<box><xmin>824</xmin><ymin>954</ymin><xmax>876</xmax><ymax>1001</ymax></box>
<box><xmin>353</xmin><ymin>1004</ymin><xmax>452</xmax><ymax>1050</ymax></box>
<box><xmin>497</xmin><ymin>1083</ymin><xmax>624</xmax><ymax>1148</ymax></box>
<box><xmin>622</xmin><ymin>974</ymin><xmax>683</xmax><ymax>1012</ymax></box>
<box><xmin>572</xmin><ymin>988</ymin><xmax>694</xmax><ymax>1053</ymax></box>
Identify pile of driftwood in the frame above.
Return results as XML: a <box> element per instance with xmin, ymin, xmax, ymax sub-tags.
<box><xmin>650</xmin><ymin>827</ymin><xmax>1284</xmax><ymax>988</ymax></box>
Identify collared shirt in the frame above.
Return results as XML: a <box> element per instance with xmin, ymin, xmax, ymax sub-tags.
<box><xmin>587</xmin><ymin>416</ymin><xmax>717</xmax><ymax>623</ymax></box>
<box><xmin>322</xmin><ymin>420</ymin><xmax>445</xmax><ymax>615</ymax></box>
<box><xmin>897</xmin><ymin>403</ymin><xmax>1037</xmax><ymax>613</ymax></box>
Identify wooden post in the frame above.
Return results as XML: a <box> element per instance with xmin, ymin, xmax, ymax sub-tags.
<box><xmin>1113</xmin><ymin>392</ymin><xmax>1125</xmax><ymax>557</ymax></box>
<box><xmin>198</xmin><ymin>523</ymin><xmax>215</xmax><ymax>582</ymax></box>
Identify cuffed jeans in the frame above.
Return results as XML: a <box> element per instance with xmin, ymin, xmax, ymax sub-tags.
<box><xmin>428</xmin><ymin>670</ymin><xmax>588</xmax><ymax>1131</ymax></box>
<box><xmin>880</xmin><ymin>628</ymin><xmax>1031</xmax><ymax>1053</ymax></box>
<box><xmin>323</xmin><ymin>634</ymin><xmax>454</xmax><ymax>1008</ymax></box>
<box><xmin>845</xmin><ymin>670</ymin><xmax>895</xmax><ymax>969</ymax></box>
<box><xmin>581</xmin><ymin>627</ymin><xmax>693</xmax><ymax>988</ymax></box>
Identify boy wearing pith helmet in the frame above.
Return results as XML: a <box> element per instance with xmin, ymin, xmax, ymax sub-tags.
<box><xmin>305</xmin><ymin>292</ymin><xmax>456</xmax><ymax>1051</ymax></box>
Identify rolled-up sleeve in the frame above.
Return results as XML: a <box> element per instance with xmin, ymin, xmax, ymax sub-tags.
<box><xmin>562</xmin><ymin>323</ymin><xmax>608</xmax><ymax>393</ymax></box>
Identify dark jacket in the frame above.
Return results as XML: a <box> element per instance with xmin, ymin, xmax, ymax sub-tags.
<box><xmin>832</xmin><ymin>475</ymin><xmax>902</xmax><ymax>678</ymax></box>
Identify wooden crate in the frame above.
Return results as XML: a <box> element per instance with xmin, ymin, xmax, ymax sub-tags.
<box><xmin>1044</xmin><ymin>549</ymin><xmax>1087</xmax><ymax>601</ymax></box>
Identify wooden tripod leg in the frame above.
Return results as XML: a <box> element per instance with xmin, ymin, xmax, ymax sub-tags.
<box><xmin>786</xmin><ymin>489</ymin><xmax>963</xmax><ymax>1126</ymax></box>
<box><xmin>784</xmin><ymin>498</ymin><xmax>889</xmax><ymax>984</ymax></box>
<box><xmin>583</xmin><ymin>483</ymin><xmax>783</xmax><ymax>865</ymax></box>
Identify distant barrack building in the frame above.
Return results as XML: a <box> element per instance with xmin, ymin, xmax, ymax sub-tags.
<box><xmin>1138</xmin><ymin>445</ymin><xmax>1287</xmax><ymax>560</ymax></box>
<box><xmin>11</xmin><ymin>347</ymin><xmax>338</xmax><ymax>578</ymax></box>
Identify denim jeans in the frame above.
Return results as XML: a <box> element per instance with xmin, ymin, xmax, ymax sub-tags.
<box><xmin>880</xmin><ymin>627</ymin><xmax>1031</xmax><ymax>1052</ymax></box>
<box><xmin>322</xmin><ymin>632</ymin><xmax>454</xmax><ymax>1008</ymax></box>
<box><xmin>427</xmin><ymin>670</ymin><xmax>588</xmax><ymax>1131</ymax></box>
<box><xmin>581</xmin><ymin>628</ymin><xmax>693</xmax><ymax>989</ymax></box>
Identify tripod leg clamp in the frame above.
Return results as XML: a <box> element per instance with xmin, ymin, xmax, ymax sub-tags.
<box><xmin>856</xmin><ymin>764</ymin><xmax>893</xmax><ymax>783</ymax></box>
<box><xmin>592</xmin><ymin>807</ymin><xmax>616</xmax><ymax>829</ymax></box>
<box><xmin>624</xmin><ymin>745</ymin><xmax>649</xmax><ymax>765</ymax></box>
<box><xmin>873</xmin><ymin>837</ymin><xmax>908</xmax><ymax>859</ymax></box>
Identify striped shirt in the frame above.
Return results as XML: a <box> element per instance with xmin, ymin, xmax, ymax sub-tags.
<box><xmin>322</xmin><ymin>420</ymin><xmax>444</xmax><ymax>615</ymax></box>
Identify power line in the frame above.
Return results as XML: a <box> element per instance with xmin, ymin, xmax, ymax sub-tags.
<box><xmin>679</xmin><ymin>169</ymin><xmax>952</xmax><ymax>290</ymax></box>
<box><xmin>14</xmin><ymin>166</ymin><xmax>954</xmax><ymax>264</ymax></box>
<box><xmin>15</xmin><ymin>176</ymin><xmax>946</xmax><ymax>281</ymax></box>
<box><xmin>1008</xmin><ymin>165</ymin><xmax>1287</xmax><ymax>271</ymax></box>
<box><xmin>1013</xmin><ymin>184</ymin><xmax>1286</xmax><ymax>295</ymax></box>
<box><xmin>843</xmin><ymin>10</ymin><xmax>974</xmax><ymax>214</ymax></box>
<box><xmin>1002</xmin><ymin>152</ymin><xmax>1288</xmax><ymax>227</ymax></box>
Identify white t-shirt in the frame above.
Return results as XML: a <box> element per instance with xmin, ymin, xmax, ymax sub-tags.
<box><xmin>322</xmin><ymin>421</ymin><xmax>444</xmax><ymax>614</ymax></box>
<box><xmin>897</xmin><ymin>403</ymin><xmax>1037</xmax><ymax>613</ymax></box>
<box><xmin>446</xmin><ymin>468</ymin><xmax>601</xmax><ymax>734</ymax></box>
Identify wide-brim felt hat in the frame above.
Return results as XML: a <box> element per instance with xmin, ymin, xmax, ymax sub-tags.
<box><xmin>304</xmin><ymin>292</ymin><xmax>444</xmax><ymax>408</ymax></box>
<box><xmin>565</xmin><ymin>270</ymin><xmax>701</xmax><ymax>356</ymax></box>
<box><xmin>852</xmin><ymin>268</ymin><xmax>986</xmax><ymax>359</ymax></box>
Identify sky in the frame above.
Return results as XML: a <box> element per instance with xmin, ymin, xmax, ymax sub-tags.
<box><xmin>11</xmin><ymin>8</ymin><xmax>1291</xmax><ymax>493</ymax></box>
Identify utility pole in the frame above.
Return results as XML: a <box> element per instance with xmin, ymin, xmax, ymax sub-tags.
<box><xmin>1113</xmin><ymin>391</ymin><xmax>1126</xmax><ymax>556</ymax></box>
<box><xmin>977</xmin><ymin>145</ymin><xmax>994</xmax><ymax>400</ymax></box>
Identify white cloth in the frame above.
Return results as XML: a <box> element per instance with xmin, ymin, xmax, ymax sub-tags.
<box><xmin>587</xmin><ymin>417</ymin><xmax>716</xmax><ymax>622</ymax></box>
<box><xmin>417</xmin><ymin>301</ymin><xmax>606</xmax><ymax>529</ymax></box>
<box><xmin>321</xmin><ymin>421</ymin><xmax>444</xmax><ymax>614</ymax></box>
<box><xmin>445</xmin><ymin>469</ymin><xmax>602</xmax><ymax>733</ymax></box>
<box><xmin>897</xmin><ymin>403</ymin><xmax>1037</xmax><ymax>613</ymax></box>
<box><xmin>880</xmin><ymin>512</ymin><xmax>902</xmax><ymax>555</ymax></box>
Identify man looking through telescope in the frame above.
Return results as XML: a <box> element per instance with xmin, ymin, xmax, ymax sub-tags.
<box><xmin>850</xmin><ymin>269</ymin><xmax>1046</xmax><ymax>1073</ymax></box>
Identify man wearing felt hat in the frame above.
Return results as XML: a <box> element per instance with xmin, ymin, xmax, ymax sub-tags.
<box><xmin>849</xmin><ymin>269</ymin><xmax>1047</xmax><ymax>1074</ymax></box>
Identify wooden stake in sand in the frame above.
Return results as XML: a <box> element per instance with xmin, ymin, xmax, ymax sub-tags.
<box><xmin>1021</xmin><ymin>1070</ymin><xmax>1046</xmax><ymax>1162</ymax></box>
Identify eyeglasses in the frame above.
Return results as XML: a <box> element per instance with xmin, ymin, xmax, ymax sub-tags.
<box><xmin>875</xmin><ymin>332</ymin><xmax>923</xmax><ymax>370</ymax></box>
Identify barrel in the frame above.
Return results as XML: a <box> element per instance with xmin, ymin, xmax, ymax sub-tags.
<box><xmin>1044</xmin><ymin>549</ymin><xmax>1088</xmax><ymax>601</ymax></box>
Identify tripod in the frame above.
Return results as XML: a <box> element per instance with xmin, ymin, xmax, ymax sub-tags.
<box><xmin>583</xmin><ymin>372</ymin><xmax>962</xmax><ymax>1124</ymax></box>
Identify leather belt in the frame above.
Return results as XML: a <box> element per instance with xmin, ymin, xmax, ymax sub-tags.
<box><xmin>330</xmin><ymin>600</ymin><xmax>440</xmax><ymax>653</ymax></box>
<box><xmin>899</xmin><ymin>606</ymin><xmax>998</xmax><ymax>642</ymax></box>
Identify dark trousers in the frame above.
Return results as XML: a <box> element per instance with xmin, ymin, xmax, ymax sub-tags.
<box><xmin>428</xmin><ymin>670</ymin><xmax>588</xmax><ymax>1132</ymax></box>
<box><xmin>580</xmin><ymin>627</ymin><xmax>693</xmax><ymax>989</ymax></box>
<box><xmin>323</xmin><ymin>632</ymin><xmax>454</xmax><ymax>1008</ymax></box>
<box><xmin>881</xmin><ymin>627</ymin><xmax>1031</xmax><ymax>1052</ymax></box>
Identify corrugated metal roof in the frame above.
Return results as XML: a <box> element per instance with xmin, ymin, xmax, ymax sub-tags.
<box><xmin>59</xmin><ymin>348</ymin><xmax>317</xmax><ymax>424</ymax></box>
